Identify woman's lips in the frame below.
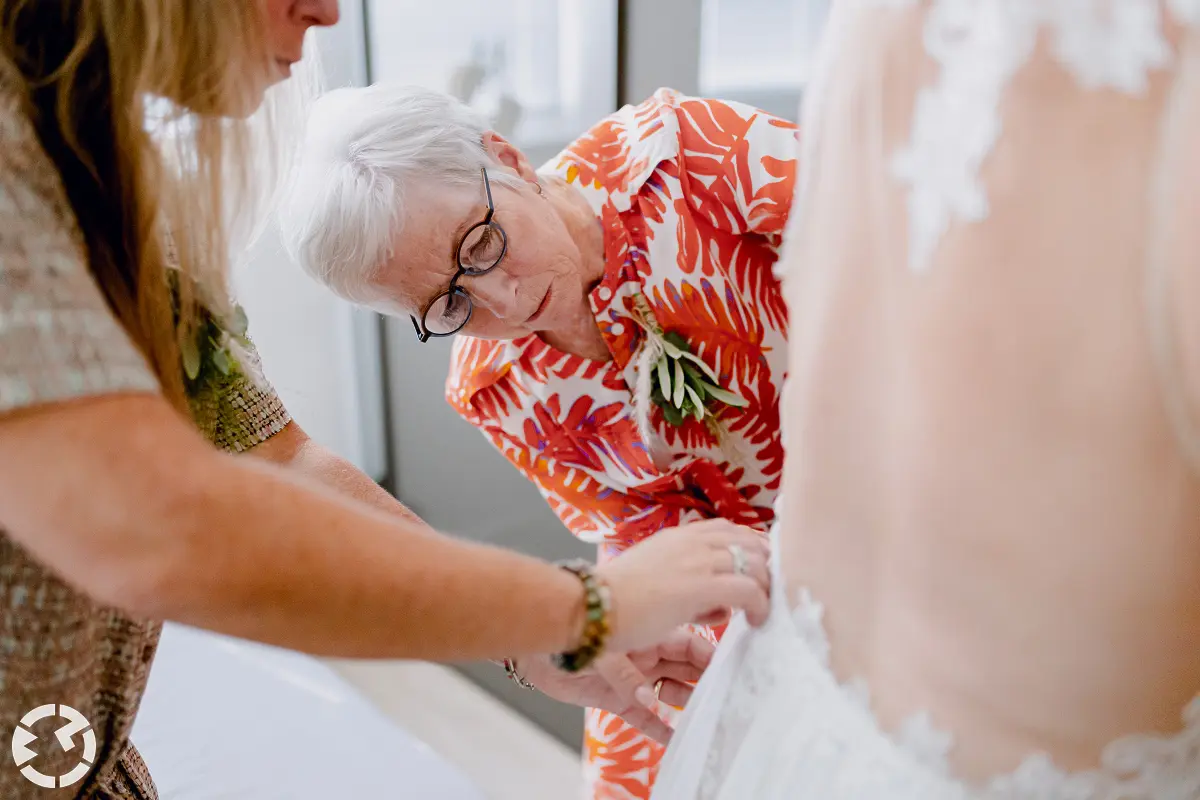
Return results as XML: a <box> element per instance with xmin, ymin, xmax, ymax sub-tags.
<box><xmin>526</xmin><ymin>284</ymin><xmax>554</xmax><ymax>326</ymax></box>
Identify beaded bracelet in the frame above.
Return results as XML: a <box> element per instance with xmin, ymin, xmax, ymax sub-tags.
<box><xmin>552</xmin><ymin>559</ymin><xmax>611</xmax><ymax>673</ymax></box>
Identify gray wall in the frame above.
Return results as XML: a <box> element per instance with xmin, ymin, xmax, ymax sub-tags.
<box><xmin>383</xmin><ymin>323</ymin><xmax>594</xmax><ymax>748</ymax></box>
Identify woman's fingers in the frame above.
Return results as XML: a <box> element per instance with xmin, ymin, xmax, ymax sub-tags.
<box><xmin>653</xmin><ymin>678</ymin><xmax>694</xmax><ymax>710</ymax></box>
<box><xmin>593</xmin><ymin>653</ymin><xmax>657</xmax><ymax>710</ymax></box>
<box><xmin>645</xmin><ymin>659</ymin><xmax>706</xmax><ymax>686</ymax></box>
<box><xmin>699</xmin><ymin>523</ymin><xmax>771</xmax><ymax>556</ymax></box>
<box><xmin>694</xmin><ymin>607</ymin><xmax>732</xmax><ymax>627</ymax></box>
<box><xmin>632</xmin><ymin>630</ymin><xmax>715</xmax><ymax>671</ymax></box>
<box><xmin>707</xmin><ymin>575</ymin><xmax>771</xmax><ymax>627</ymax></box>
<box><xmin>618</xmin><ymin>706</ymin><xmax>674</xmax><ymax>745</ymax></box>
<box><xmin>595</xmin><ymin>519</ymin><xmax>772</xmax><ymax>651</ymax></box>
<box><xmin>684</xmin><ymin>527</ymin><xmax>772</xmax><ymax>627</ymax></box>
<box><xmin>710</xmin><ymin>546</ymin><xmax>770</xmax><ymax>588</ymax></box>
<box><xmin>700</xmin><ymin>525</ymin><xmax>771</xmax><ymax>583</ymax></box>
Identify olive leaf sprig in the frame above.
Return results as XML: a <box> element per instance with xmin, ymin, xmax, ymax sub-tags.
<box><xmin>649</xmin><ymin>330</ymin><xmax>748</xmax><ymax>426</ymax></box>
<box><xmin>630</xmin><ymin>293</ymin><xmax>748</xmax><ymax>428</ymax></box>
<box><xmin>169</xmin><ymin>269</ymin><xmax>251</xmax><ymax>394</ymax></box>
<box><xmin>180</xmin><ymin>302</ymin><xmax>250</xmax><ymax>390</ymax></box>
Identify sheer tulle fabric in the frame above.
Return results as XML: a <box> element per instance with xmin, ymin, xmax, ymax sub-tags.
<box><xmin>652</xmin><ymin>2</ymin><xmax>1200</xmax><ymax>797</ymax></box>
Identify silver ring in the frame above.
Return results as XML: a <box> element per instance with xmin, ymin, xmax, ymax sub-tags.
<box><xmin>727</xmin><ymin>544</ymin><xmax>749</xmax><ymax>576</ymax></box>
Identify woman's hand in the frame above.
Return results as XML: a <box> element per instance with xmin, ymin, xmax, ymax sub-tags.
<box><xmin>597</xmin><ymin>519</ymin><xmax>771</xmax><ymax>653</ymax></box>
<box><xmin>516</xmin><ymin>630</ymin><xmax>714</xmax><ymax>744</ymax></box>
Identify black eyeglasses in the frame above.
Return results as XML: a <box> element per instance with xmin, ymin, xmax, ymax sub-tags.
<box><xmin>410</xmin><ymin>168</ymin><xmax>508</xmax><ymax>342</ymax></box>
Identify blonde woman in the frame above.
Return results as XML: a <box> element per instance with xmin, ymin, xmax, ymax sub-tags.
<box><xmin>0</xmin><ymin>2</ymin><xmax>770</xmax><ymax>797</ymax></box>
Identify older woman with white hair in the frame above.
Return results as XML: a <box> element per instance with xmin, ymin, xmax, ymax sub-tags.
<box><xmin>282</xmin><ymin>82</ymin><xmax>798</xmax><ymax>800</ymax></box>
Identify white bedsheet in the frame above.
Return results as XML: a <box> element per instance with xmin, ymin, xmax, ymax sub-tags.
<box><xmin>131</xmin><ymin>624</ymin><xmax>488</xmax><ymax>799</ymax></box>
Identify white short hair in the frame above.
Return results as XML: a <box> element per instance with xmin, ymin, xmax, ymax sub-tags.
<box><xmin>278</xmin><ymin>83</ymin><xmax>519</xmax><ymax>307</ymax></box>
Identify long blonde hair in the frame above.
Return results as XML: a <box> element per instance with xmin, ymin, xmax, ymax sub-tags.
<box><xmin>0</xmin><ymin>0</ymin><xmax>316</xmax><ymax>412</ymax></box>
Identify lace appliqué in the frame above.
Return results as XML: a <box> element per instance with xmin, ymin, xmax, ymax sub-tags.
<box><xmin>696</xmin><ymin>587</ymin><xmax>1200</xmax><ymax>799</ymax></box>
<box><xmin>889</xmin><ymin>0</ymin><xmax>1192</xmax><ymax>273</ymax></box>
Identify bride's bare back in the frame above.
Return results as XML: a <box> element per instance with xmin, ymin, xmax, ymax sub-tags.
<box><xmin>781</xmin><ymin>1</ymin><xmax>1200</xmax><ymax>782</ymax></box>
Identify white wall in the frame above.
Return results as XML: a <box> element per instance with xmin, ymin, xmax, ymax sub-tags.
<box><xmin>233</xmin><ymin>5</ymin><xmax>387</xmax><ymax>479</ymax></box>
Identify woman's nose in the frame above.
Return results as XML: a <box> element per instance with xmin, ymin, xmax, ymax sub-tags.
<box><xmin>463</xmin><ymin>271</ymin><xmax>522</xmax><ymax>321</ymax></box>
<box><xmin>296</xmin><ymin>0</ymin><xmax>340</xmax><ymax>28</ymax></box>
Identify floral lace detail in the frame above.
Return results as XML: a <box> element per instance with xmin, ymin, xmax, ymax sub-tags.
<box><xmin>888</xmin><ymin>0</ymin><xmax>1195</xmax><ymax>273</ymax></box>
<box><xmin>689</xmin><ymin>581</ymin><xmax>1200</xmax><ymax>799</ymax></box>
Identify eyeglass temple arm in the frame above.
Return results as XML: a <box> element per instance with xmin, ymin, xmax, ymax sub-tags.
<box><xmin>410</xmin><ymin>315</ymin><xmax>430</xmax><ymax>343</ymax></box>
<box><xmin>481</xmin><ymin>167</ymin><xmax>496</xmax><ymax>223</ymax></box>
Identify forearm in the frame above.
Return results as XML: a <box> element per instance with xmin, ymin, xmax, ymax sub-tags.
<box><xmin>161</xmin><ymin>452</ymin><xmax>584</xmax><ymax>660</ymax></box>
<box><xmin>0</xmin><ymin>396</ymin><xmax>584</xmax><ymax>662</ymax></box>
<box><xmin>254</xmin><ymin>422</ymin><xmax>425</xmax><ymax>524</ymax></box>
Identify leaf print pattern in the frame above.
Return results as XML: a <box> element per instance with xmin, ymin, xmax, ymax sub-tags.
<box><xmin>652</xmin><ymin>278</ymin><xmax>767</xmax><ymax>391</ymax></box>
<box><xmin>672</xmin><ymin>208</ymin><xmax>789</xmax><ymax>330</ymax></box>
<box><xmin>522</xmin><ymin>395</ymin><xmax>656</xmax><ymax>480</ymax></box>
<box><xmin>675</xmin><ymin>98</ymin><xmax>798</xmax><ymax>237</ymax></box>
<box><xmin>445</xmin><ymin>88</ymin><xmax>797</xmax><ymax>800</ymax></box>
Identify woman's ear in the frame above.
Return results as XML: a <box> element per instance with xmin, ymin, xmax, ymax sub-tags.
<box><xmin>482</xmin><ymin>131</ymin><xmax>538</xmax><ymax>184</ymax></box>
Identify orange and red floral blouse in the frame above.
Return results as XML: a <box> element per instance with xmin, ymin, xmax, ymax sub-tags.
<box><xmin>447</xmin><ymin>88</ymin><xmax>797</xmax><ymax>553</ymax></box>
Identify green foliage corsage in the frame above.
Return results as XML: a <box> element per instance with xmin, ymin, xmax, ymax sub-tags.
<box><xmin>630</xmin><ymin>293</ymin><xmax>748</xmax><ymax>428</ymax></box>
<box><xmin>649</xmin><ymin>330</ymin><xmax>748</xmax><ymax>426</ymax></box>
<box><xmin>169</xmin><ymin>269</ymin><xmax>250</xmax><ymax>396</ymax></box>
<box><xmin>180</xmin><ymin>301</ymin><xmax>250</xmax><ymax>392</ymax></box>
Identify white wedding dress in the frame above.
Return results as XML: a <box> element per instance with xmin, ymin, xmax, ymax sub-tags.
<box><xmin>651</xmin><ymin>2</ymin><xmax>1200</xmax><ymax>798</ymax></box>
<box><xmin>654</xmin><ymin>518</ymin><xmax>1200</xmax><ymax>799</ymax></box>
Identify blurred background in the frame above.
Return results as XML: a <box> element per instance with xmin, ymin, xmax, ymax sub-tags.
<box><xmin>220</xmin><ymin>1</ymin><xmax>827</xmax><ymax>796</ymax></box>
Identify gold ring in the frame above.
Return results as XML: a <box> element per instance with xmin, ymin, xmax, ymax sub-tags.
<box><xmin>653</xmin><ymin>678</ymin><xmax>665</xmax><ymax>700</ymax></box>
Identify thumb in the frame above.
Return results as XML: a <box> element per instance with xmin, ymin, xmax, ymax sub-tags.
<box><xmin>594</xmin><ymin>653</ymin><xmax>656</xmax><ymax>709</ymax></box>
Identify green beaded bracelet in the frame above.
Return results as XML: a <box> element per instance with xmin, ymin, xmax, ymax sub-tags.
<box><xmin>552</xmin><ymin>559</ymin><xmax>611</xmax><ymax>673</ymax></box>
